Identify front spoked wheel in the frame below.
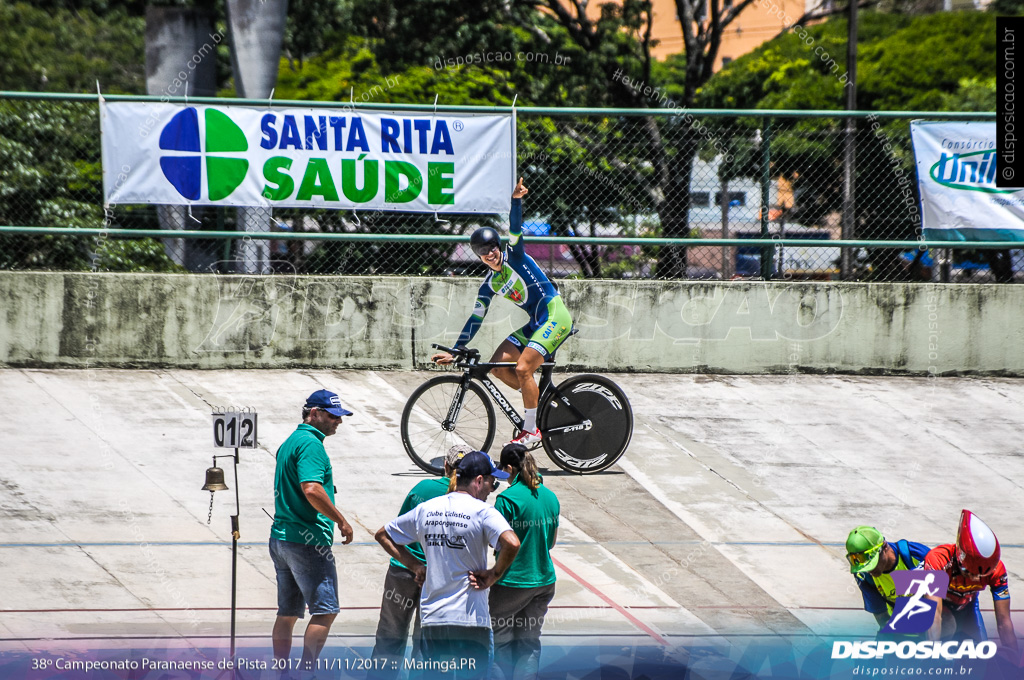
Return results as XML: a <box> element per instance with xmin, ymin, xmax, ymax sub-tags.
<box><xmin>539</xmin><ymin>374</ymin><xmax>633</xmax><ymax>474</ymax></box>
<box><xmin>401</xmin><ymin>375</ymin><xmax>496</xmax><ymax>475</ymax></box>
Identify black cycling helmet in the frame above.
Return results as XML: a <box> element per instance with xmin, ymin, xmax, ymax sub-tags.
<box><xmin>469</xmin><ymin>227</ymin><xmax>501</xmax><ymax>256</ymax></box>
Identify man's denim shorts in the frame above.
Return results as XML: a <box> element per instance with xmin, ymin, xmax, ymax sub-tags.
<box><xmin>269</xmin><ymin>537</ymin><xmax>341</xmax><ymax>617</ymax></box>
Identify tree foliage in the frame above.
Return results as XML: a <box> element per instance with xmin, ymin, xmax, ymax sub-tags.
<box><xmin>0</xmin><ymin>3</ymin><xmax>184</xmax><ymax>272</ymax></box>
<box><xmin>0</xmin><ymin>2</ymin><xmax>145</xmax><ymax>94</ymax></box>
<box><xmin>699</xmin><ymin>11</ymin><xmax>994</xmax><ymax>112</ymax></box>
<box><xmin>282</xmin><ymin>0</ymin><xmax>351</xmax><ymax>67</ymax></box>
<box><xmin>697</xmin><ymin>10</ymin><xmax>994</xmax><ymax>279</ymax></box>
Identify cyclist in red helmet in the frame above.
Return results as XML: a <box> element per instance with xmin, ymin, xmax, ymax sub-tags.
<box><xmin>923</xmin><ymin>510</ymin><xmax>1018</xmax><ymax>657</ymax></box>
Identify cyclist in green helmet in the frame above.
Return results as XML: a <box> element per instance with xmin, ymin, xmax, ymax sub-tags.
<box><xmin>846</xmin><ymin>526</ymin><xmax>930</xmax><ymax>630</ymax></box>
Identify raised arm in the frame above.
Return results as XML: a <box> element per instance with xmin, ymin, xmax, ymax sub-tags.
<box><xmin>508</xmin><ymin>177</ymin><xmax>527</xmax><ymax>258</ymax></box>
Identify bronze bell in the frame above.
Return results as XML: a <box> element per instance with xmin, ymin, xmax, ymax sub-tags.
<box><xmin>202</xmin><ymin>464</ymin><xmax>229</xmax><ymax>492</ymax></box>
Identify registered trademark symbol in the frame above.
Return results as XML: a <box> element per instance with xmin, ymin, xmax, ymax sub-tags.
<box><xmin>453</xmin><ymin>120</ymin><xmax>464</xmax><ymax>132</ymax></box>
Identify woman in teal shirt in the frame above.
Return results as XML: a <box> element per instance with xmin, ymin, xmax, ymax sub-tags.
<box><xmin>489</xmin><ymin>443</ymin><xmax>560</xmax><ymax>680</ymax></box>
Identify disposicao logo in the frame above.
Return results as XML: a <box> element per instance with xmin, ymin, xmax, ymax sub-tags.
<box><xmin>159</xmin><ymin>107</ymin><xmax>248</xmax><ymax>200</ymax></box>
<box><xmin>831</xmin><ymin>570</ymin><xmax>996</xmax><ymax>660</ymax></box>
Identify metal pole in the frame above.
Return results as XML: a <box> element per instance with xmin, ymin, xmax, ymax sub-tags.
<box><xmin>760</xmin><ymin>119</ymin><xmax>773</xmax><ymax>280</ymax></box>
<box><xmin>219</xmin><ymin>207</ymin><xmax>231</xmax><ymax>273</ymax></box>
<box><xmin>1</xmin><ymin>225</ymin><xmax>1020</xmax><ymax>250</ymax></box>
<box><xmin>841</xmin><ymin>0</ymin><xmax>859</xmax><ymax>280</ymax></box>
<box><xmin>230</xmin><ymin>448</ymin><xmax>240</xmax><ymax>671</ymax></box>
<box><xmin>720</xmin><ymin>174</ymin><xmax>731</xmax><ymax>279</ymax></box>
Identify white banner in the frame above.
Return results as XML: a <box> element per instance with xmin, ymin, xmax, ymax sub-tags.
<box><xmin>911</xmin><ymin>121</ymin><xmax>1024</xmax><ymax>241</ymax></box>
<box><xmin>101</xmin><ymin>102</ymin><xmax>514</xmax><ymax>212</ymax></box>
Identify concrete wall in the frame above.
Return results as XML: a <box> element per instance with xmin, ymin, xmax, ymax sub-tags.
<box><xmin>1</xmin><ymin>272</ymin><xmax>1022</xmax><ymax>375</ymax></box>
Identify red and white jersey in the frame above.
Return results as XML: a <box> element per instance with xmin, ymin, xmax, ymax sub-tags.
<box><xmin>923</xmin><ymin>543</ymin><xmax>1010</xmax><ymax>610</ymax></box>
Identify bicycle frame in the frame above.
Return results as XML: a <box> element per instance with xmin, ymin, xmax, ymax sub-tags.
<box><xmin>445</xmin><ymin>357</ymin><xmax>591</xmax><ymax>436</ymax></box>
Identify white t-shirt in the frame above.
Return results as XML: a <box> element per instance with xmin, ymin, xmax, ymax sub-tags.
<box><xmin>385</xmin><ymin>491</ymin><xmax>512</xmax><ymax>628</ymax></box>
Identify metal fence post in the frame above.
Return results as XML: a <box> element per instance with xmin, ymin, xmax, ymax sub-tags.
<box><xmin>760</xmin><ymin>118</ymin><xmax>773</xmax><ymax>280</ymax></box>
<box><xmin>842</xmin><ymin>0</ymin><xmax>859</xmax><ymax>280</ymax></box>
<box><xmin>841</xmin><ymin>117</ymin><xmax>858</xmax><ymax>280</ymax></box>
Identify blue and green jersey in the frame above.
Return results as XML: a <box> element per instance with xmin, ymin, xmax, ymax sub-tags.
<box><xmin>457</xmin><ymin>198</ymin><xmax>565</xmax><ymax>351</ymax></box>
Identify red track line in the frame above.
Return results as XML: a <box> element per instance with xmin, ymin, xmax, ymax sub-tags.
<box><xmin>551</xmin><ymin>557</ymin><xmax>669</xmax><ymax>647</ymax></box>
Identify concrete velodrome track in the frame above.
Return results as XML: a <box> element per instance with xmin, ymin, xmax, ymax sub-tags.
<box><xmin>0</xmin><ymin>368</ymin><xmax>1022</xmax><ymax>672</ymax></box>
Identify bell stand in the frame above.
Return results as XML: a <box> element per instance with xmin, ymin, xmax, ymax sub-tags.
<box><xmin>209</xmin><ymin>448</ymin><xmax>241</xmax><ymax>673</ymax></box>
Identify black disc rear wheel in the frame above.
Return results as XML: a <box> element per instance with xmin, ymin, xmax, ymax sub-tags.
<box><xmin>401</xmin><ymin>375</ymin><xmax>496</xmax><ymax>475</ymax></box>
<box><xmin>539</xmin><ymin>374</ymin><xmax>633</xmax><ymax>474</ymax></box>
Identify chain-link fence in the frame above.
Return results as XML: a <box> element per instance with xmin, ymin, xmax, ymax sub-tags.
<box><xmin>1</xmin><ymin>94</ymin><xmax>1012</xmax><ymax>281</ymax></box>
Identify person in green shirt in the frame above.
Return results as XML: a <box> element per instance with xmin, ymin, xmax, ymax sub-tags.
<box><xmin>489</xmin><ymin>443</ymin><xmax>560</xmax><ymax>680</ymax></box>
<box><xmin>368</xmin><ymin>444</ymin><xmax>473</xmax><ymax>680</ymax></box>
<box><xmin>269</xmin><ymin>389</ymin><xmax>356</xmax><ymax>673</ymax></box>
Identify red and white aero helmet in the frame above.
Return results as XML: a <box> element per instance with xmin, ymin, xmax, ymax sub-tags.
<box><xmin>956</xmin><ymin>509</ymin><xmax>1001</xmax><ymax>578</ymax></box>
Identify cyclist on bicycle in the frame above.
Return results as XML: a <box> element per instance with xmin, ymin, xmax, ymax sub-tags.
<box><xmin>432</xmin><ymin>177</ymin><xmax>573</xmax><ymax>446</ymax></box>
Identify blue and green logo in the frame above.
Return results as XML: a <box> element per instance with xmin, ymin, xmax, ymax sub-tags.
<box><xmin>929</xmin><ymin>150</ymin><xmax>1014</xmax><ymax>194</ymax></box>
<box><xmin>159</xmin><ymin>108</ymin><xmax>249</xmax><ymax>200</ymax></box>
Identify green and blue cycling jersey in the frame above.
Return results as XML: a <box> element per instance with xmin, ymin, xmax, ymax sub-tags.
<box><xmin>456</xmin><ymin>198</ymin><xmax>572</xmax><ymax>358</ymax></box>
<box><xmin>856</xmin><ymin>539</ymin><xmax>931</xmax><ymax>618</ymax></box>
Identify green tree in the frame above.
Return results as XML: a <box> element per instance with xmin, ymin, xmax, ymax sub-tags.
<box><xmin>988</xmin><ymin>0</ymin><xmax>1024</xmax><ymax>15</ymax></box>
<box><xmin>26</xmin><ymin>0</ymin><xmax>147</xmax><ymax>16</ymax></box>
<box><xmin>0</xmin><ymin>3</ymin><xmax>184</xmax><ymax>272</ymax></box>
<box><xmin>698</xmin><ymin>10</ymin><xmax>994</xmax><ymax>279</ymax></box>
<box><xmin>282</xmin><ymin>0</ymin><xmax>352</xmax><ymax>67</ymax></box>
<box><xmin>0</xmin><ymin>2</ymin><xmax>145</xmax><ymax>93</ymax></box>
<box><xmin>509</xmin><ymin>0</ymin><xmax>767</xmax><ymax>277</ymax></box>
<box><xmin>940</xmin><ymin>77</ymin><xmax>996</xmax><ymax>112</ymax></box>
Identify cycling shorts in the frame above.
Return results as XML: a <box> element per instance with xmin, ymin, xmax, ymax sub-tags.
<box><xmin>508</xmin><ymin>296</ymin><xmax>573</xmax><ymax>359</ymax></box>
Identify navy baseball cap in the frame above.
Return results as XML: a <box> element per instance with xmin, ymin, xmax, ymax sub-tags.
<box><xmin>456</xmin><ymin>451</ymin><xmax>510</xmax><ymax>480</ymax></box>
<box><xmin>305</xmin><ymin>389</ymin><xmax>353</xmax><ymax>417</ymax></box>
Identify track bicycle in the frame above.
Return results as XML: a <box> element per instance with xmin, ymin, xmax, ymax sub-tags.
<box><xmin>400</xmin><ymin>341</ymin><xmax>633</xmax><ymax>475</ymax></box>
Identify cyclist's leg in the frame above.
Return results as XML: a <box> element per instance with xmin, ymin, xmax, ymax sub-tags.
<box><xmin>517</xmin><ymin>298</ymin><xmax>573</xmax><ymax>411</ymax></box>
<box><xmin>489</xmin><ymin>339</ymin><xmax>522</xmax><ymax>391</ymax></box>
<box><xmin>516</xmin><ymin>347</ymin><xmax>546</xmax><ymax>410</ymax></box>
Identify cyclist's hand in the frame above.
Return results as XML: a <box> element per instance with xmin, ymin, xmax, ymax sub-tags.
<box><xmin>512</xmin><ymin>176</ymin><xmax>528</xmax><ymax>199</ymax></box>
<box><xmin>431</xmin><ymin>352</ymin><xmax>455</xmax><ymax>365</ymax></box>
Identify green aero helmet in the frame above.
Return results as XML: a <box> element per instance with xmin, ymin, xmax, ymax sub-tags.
<box><xmin>846</xmin><ymin>526</ymin><xmax>886</xmax><ymax>574</ymax></box>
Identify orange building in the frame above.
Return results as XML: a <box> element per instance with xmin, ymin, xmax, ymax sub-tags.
<box><xmin>580</xmin><ymin>0</ymin><xmax>812</xmax><ymax>68</ymax></box>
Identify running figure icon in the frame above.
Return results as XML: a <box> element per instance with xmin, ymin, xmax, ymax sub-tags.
<box><xmin>883</xmin><ymin>570</ymin><xmax>950</xmax><ymax>635</ymax></box>
<box><xmin>887</xmin><ymin>573</ymin><xmax>939</xmax><ymax>629</ymax></box>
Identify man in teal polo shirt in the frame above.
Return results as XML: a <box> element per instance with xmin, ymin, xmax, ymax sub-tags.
<box><xmin>269</xmin><ymin>389</ymin><xmax>356</xmax><ymax>673</ymax></box>
<box><xmin>368</xmin><ymin>444</ymin><xmax>473</xmax><ymax>680</ymax></box>
<box><xmin>490</xmin><ymin>443</ymin><xmax>560</xmax><ymax>680</ymax></box>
